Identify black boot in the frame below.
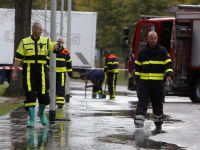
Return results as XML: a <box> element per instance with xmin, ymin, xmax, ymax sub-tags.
<box><xmin>155</xmin><ymin>125</ymin><xmax>162</xmax><ymax>133</ymax></box>
<box><xmin>57</xmin><ymin>104</ymin><xmax>63</xmax><ymax>109</ymax></box>
<box><xmin>134</xmin><ymin>115</ymin><xmax>145</xmax><ymax>128</ymax></box>
<box><xmin>135</xmin><ymin>123</ymin><xmax>144</xmax><ymax>128</ymax></box>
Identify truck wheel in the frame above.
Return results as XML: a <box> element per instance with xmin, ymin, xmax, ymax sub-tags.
<box><xmin>0</xmin><ymin>70</ymin><xmax>5</xmax><ymax>84</ymax></box>
<box><xmin>190</xmin><ymin>77</ymin><xmax>200</xmax><ymax>103</ymax></box>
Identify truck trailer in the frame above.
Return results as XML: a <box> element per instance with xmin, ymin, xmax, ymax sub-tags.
<box><xmin>0</xmin><ymin>8</ymin><xmax>97</xmax><ymax>84</ymax></box>
<box><xmin>122</xmin><ymin>4</ymin><xmax>200</xmax><ymax>103</ymax></box>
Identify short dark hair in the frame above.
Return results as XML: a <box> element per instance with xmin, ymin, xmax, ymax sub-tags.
<box><xmin>80</xmin><ymin>73</ymin><xmax>86</xmax><ymax>79</ymax></box>
<box><xmin>104</xmin><ymin>50</ymin><xmax>110</xmax><ymax>55</ymax></box>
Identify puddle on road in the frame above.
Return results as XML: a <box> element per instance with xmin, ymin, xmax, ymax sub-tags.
<box><xmin>98</xmin><ymin>132</ymin><xmax>186</xmax><ymax>150</ymax></box>
<box><xmin>0</xmin><ymin>103</ymin><xmax>186</xmax><ymax>150</ymax></box>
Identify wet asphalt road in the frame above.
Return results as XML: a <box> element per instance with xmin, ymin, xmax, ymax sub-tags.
<box><xmin>0</xmin><ymin>81</ymin><xmax>199</xmax><ymax>150</ymax></box>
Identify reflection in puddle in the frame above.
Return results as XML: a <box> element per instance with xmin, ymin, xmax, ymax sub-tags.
<box><xmin>0</xmin><ymin>101</ymin><xmax>186</xmax><ymax>150</ymax></box>
<box><xmin>26</xmin><ymin>128</ymin><xmax>48</xmax><ymax>149</ymax></box>
<box><xmin>74</xmin><ymin>109</ymin><xmax>183</xmax><ymax>125</ymax></box>
<box><xmin>98</xmin><ymin>131</ymin><xmax>186</xmax><ymax>150</ymax></box>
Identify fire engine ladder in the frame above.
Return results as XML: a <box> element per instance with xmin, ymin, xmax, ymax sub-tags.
<box><xmin>167</xmin><ymin>4</ymin><xmax>200</xmax><ymax>14</ymax></box>
<box><xmin>140</xmin><ymin>15</ymin><xmax>171</xmax><ymax>19</ymax></box>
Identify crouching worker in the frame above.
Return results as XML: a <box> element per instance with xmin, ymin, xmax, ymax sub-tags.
<box><xmin>12</xmin><ymin>22</ymin><xmax>63</xmax><ymax>127</ymax></box>
<box><xmin>80</xmin><ymin>70</ymin><xmax>105</xmax><ymax>99</ymax></box>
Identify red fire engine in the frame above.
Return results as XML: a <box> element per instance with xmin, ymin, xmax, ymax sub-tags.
<box><xmin>122</xmin><ymin>4</ymin><xmax>200</xmax><ymax>103</ymax></box>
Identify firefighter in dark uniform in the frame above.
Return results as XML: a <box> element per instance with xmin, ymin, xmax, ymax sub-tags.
<box><xmin>80</xmin><ymin>69</ymin><xmax>105</xmax><ymax>99</ymax></box>
<box><xmin>103</xmin><ymin>50</ymin><xmax>119</xmax><ymax>100</ymax></box>
<box><xmin>47</xmin><ymin>37</ymin><xmax>72</xmax><ymax>109</ymax></box>
<box><xmin>12</xmin><ymin>22</ymin><xmax>63</xmax><ymax>128</ymax></box>
<box><xmin>134</xmin><ymin>31</ymin><xmax>173</xmax><ymax>131</ymax></box>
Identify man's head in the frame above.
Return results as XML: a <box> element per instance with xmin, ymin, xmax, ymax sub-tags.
<box><xmin>57</xmin><ymin>37</ymin><xmax>64</xmax><ymax>45</ymax></box>
<box><xmin>80</xmin><ymin>73</ymin><xmax>87</xmax><ymax>80</ymax></box>
<box><xmin>32</xmin><ymin>22</ymin><xmax>43</xmax><ymax>39</ymax></box>
<box><xmin>147</xmin><ymin>31</ymin><xmax>158</xmax><ymax>48</ymax></box>
<box><xmin>103</xmin><ymin>50</ymin><xmax>110</xmax><ymax>57</ymax></box>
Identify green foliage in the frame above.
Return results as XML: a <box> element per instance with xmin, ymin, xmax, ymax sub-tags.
<box><xmin>74</xmin><ymin>0</ymin><xmax>200</xmax><ymax>57</ymax></box>
<box><xmin>0</xmin><ymin>0</ymin><xmax>14</xmax><ymax>8</ymax></box>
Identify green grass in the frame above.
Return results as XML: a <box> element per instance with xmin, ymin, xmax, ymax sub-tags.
<box><xmin>116</xmin><ymin>71</ymin><xmax>130</xmax><ymax>86</ymax></box>
<box><xmin>0</xmin><ymin>84</ymin><xmax>23</xmax><ymax>117</ymax></box>
<box><xmin>0</xmin><ymin>101</ymin><xmax>23</xmax><ymax>117</ymax></box>
<box><xmin>0</xmin><ymin>84</ymin><xmax>8</xmax><ymax>96</ymax></box>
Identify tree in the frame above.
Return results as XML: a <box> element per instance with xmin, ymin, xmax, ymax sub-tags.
<box><xmin>3</xmin><ymin>0</ymin><xmax>32</xmax><ymax>97</ymax></box>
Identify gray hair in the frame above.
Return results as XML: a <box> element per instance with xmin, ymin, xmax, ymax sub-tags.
<box><xmin>32</xmin><ymin>22</ymin><xmax>41</xmax><ymax>29</ymax></box>
<box><xmin>57</xmin><ymin>37</ymin><xmax>64</xmax><ymax>42</ymax></box>
<box><xmin>148</xmin><ymin>31</ymin><xmax>157</xmax><ymax>37</ymax></box>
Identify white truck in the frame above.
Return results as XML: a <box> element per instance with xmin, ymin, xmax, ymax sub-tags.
<box><xmin>0</xmin><ymin>8</ymin><xmax>97</xmax><ymax>84</ymax></box>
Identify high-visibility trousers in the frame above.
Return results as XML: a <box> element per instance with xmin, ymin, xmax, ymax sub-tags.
<box><xmin>22</xmin><ymin>63</ymin><xmax>50</xmax><ymax>111</ymax></box>
<box><xmin>107</xmin><ymin>73</ymin><xmax>117</xmax><ymax>99</ymax></box>
<box><xmin>56</xmin><ymin>72</ymin><xmax>66</xmax><ymax>105</ymax></box>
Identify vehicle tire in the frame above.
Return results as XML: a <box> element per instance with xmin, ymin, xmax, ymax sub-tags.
<box><xmin>190</xmin><ymin>77</ymin><xmax>200</xmax><ymax>103</ymax></box>
<box><xmin>0</xmin><ymin>70</ymin><xmax>6</xmax><ymax>84</ymax></box>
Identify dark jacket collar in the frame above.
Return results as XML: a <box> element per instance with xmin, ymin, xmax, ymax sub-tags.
<box><xmin>31</xmin><ymin>35</ymin><xmax>40</xmax><ymax>41</ymax></box>
<box><xmin>146</xmin><ymin>43</ymin><xmax>159</xmax><ymax>55</ymax></box>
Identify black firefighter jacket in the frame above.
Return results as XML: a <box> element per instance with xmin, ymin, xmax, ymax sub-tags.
<box><xmin>134</xmin><ymin>43</ymin><xmax>173</xmax><ymax>82</ymax></box>
<box><xmin>47</xmin><ymin>47</ymin><xmax>72</xmax><ymax>77</ymax></box>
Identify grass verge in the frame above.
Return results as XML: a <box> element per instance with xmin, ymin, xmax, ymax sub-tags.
<box><xmin>0</xmin><ymin>84</ymin><xmax>23</xmax><ymax>117</ymax></box>
<box><xmin>0</xmin><ymin>84</ymin><xmax>9</xmax><ymax>96</ymax></box>
<box><xmin>0</xmin><ymin>100</ymin><xmax>23</xmax><ymax>117</ymax></box>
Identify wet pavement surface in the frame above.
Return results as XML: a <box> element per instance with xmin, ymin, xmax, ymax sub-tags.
<box><xmin>0</xmin><ymin>81</ymin><xmax>198</xmax><ymax>150</ymax></box>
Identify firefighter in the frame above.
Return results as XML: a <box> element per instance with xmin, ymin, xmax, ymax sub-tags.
<box><xmin>80</xmin><ymin>69</ymin><xmax>105</xmax><ymax>99</ymax></box>
<box><xmin>103</xmin><ymin>50</ymin><xmax>119</xmax><ymax>100</ymax></box>
<box><xmin>47</xmin><ymin>37</ymin><xmax>72</xmax><ymax>109</ymax></box>
<box><xmin>12</xmin><ymin>22</ymin><xmax>63</xmax><ymax>128</ymax></box>
<box><xmin>133</xmin><ymin>31</ymin><xmax>173</xmax><ymax>131</ymax></box>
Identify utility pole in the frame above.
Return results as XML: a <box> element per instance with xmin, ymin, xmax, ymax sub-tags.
<box><xmin>44</xmin><ymin>0</ymin><xmax>47</xmax><ymax>37</ymax></box>
<box><xmin>60</xmin><ymin>0</ymin><xmax>64</xmax><ymax>36</ymax></box>
<box><xmin>65</xmin><ymin>0</ymin><xmax>71</xmax><ymax>102</ymax></box>
<box><xmin>49</xmin><ymin>0</ymin><xmax>57</xmax><ymax>124</ymax></box>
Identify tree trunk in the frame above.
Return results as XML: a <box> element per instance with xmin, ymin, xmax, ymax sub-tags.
<box><xmin>3</xmin><ymin>0</ymin><xmax>32</xmax><ymax>97</ymax></box>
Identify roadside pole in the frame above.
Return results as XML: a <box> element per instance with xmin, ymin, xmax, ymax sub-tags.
<box><xmin>49</xmin><ymin>0</ymin><xmax>57</xmax><ymax>124</ymax></box>
<box><xmin>60</xmin><ymin>0</ymin><xmax>64</xmax><ymax>36</ymax></box>
<box><xmin>56</xmin><ymin>0</ymin><xmax>70</xmax><ymax>121</ymax></box>
<box><xmin>44</xmin><ymin>0</ymin><xmax>47</xmax><ymax>37</ymax></box>
<box><xmin>65</xmin><ymin>0</ymin><xmax>71</xmax><ymax>102</ymax></box>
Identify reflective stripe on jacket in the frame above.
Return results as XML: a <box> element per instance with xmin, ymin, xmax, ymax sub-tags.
<box><xmin>15</xmin><ymin>36</ymin><xmax>58</xmax><ymax>62</ymax></box>
<box><xmin>104</xmin><ymin>54</ymin><xmax>119</xmax><ymax>74</ymax></box>
<box><xmin>134</xmin><ymin>43</ymin><xmax>173</xmax><ymax>81</ymax></box>
<box><xmin>47</xmin><ymin>47</ymin><xmax>72</xmax><ymax>77</ymax></box>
